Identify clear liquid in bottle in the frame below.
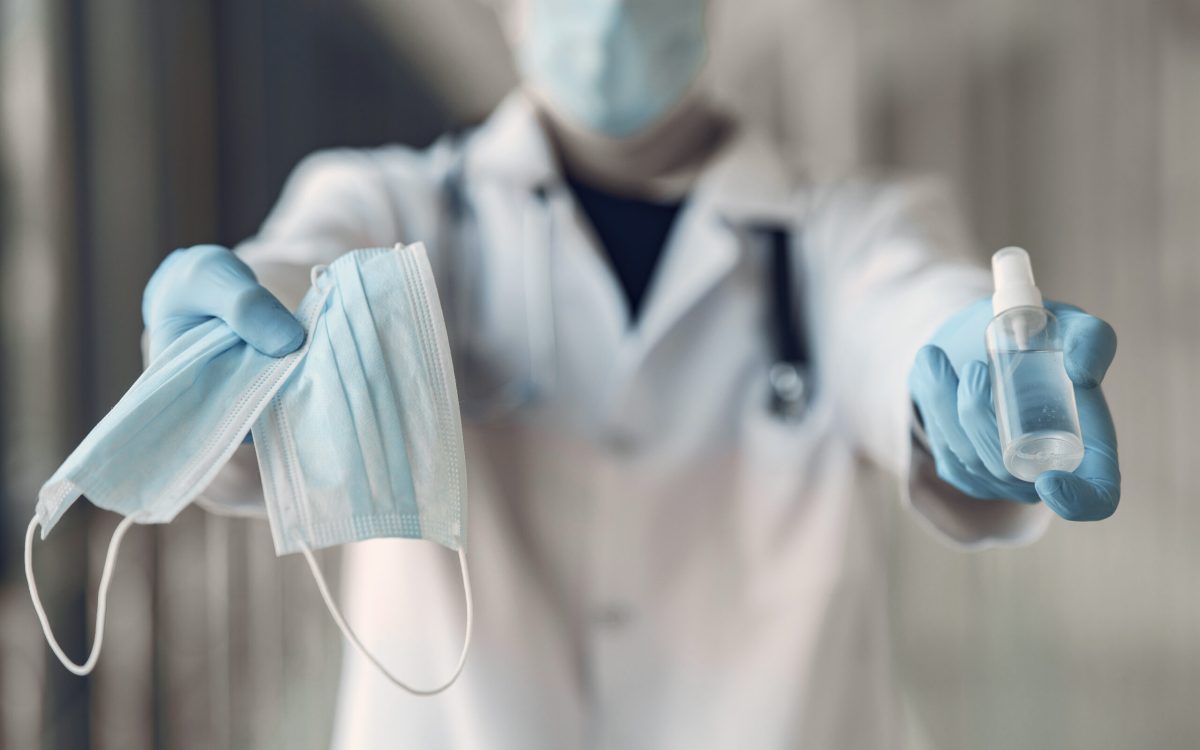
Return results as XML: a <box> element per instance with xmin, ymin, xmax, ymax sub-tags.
<box><xmin>988</xmin><ymin>341</ymin><xmax>1084</xmax><ymax>481</ymax></box>
<box><xmin>986</xmin><ymin>247</ymin><xmax>1084</xmax><ymax>482</ymax></box>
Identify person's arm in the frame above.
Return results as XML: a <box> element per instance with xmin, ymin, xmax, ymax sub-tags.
<box><xmin>236</xmin><ymin>145</ymin><xmax>453</xmax><ymax>306</ymax></box>
<box><xmin>810</xmin><ymin>177</ymin><xmax>1070</xmax><ymax>547</ymax></box>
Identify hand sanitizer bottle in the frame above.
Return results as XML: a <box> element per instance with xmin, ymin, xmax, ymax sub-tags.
<box><xmin>986</xmin><ymin>247</ymin><xmax>1084</xmax><ymax>481</ymax></box>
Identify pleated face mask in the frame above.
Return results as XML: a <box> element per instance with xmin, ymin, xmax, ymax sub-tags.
<box><xmin>26</xmin><ymin>243</ymin><xmax>471</xmax><ymax>695</ymax></box>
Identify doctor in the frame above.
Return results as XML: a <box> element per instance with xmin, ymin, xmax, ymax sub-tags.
<box><xmin>141</xmin><ymin>0</ymin><xmax>1120</xmax><ymax>747</ymax></box>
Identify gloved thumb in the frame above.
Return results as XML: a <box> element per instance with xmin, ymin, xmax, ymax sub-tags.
<box><xmin>217</xmin><ymin>285</ymin><xmax>305</xmax><ymax>357</ymax></box>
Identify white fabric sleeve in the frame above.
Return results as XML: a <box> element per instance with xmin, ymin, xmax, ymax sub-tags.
<box><xmin>809</xmin><ymin>176</ymin><xmax>1052</xmax><ymax>548</ymax></box>
<box><xmin>198</xmin><ymin>144</ymin><xmax>451</xmax><ymax>518</ymax></box>
<box><xmin>906</xmin><ymin>407</ymin><xmax>1052</xmax><ymax>549</ymax></box>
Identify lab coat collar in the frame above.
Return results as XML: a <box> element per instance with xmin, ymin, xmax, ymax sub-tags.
<box><xmin>462</xmin><ymin>92</ymin><xmax>806</xmax><ymax>383</ymax></box>
<box><xmin>461</xmin><ymin>92</ymin><xmax>561</xmax><ymax>193</ymax></box>
<box><xmin>690</xmin><ymin>124</ymin><xmax>806</xmax><ymax>229</ymax></box>
<box><xmin>462</xmin><ymin>91</ymin><xmax>805</xmax><ymax>225</ymax></box>
<box><xmin>632</xmin><ymin>125</ymin><xmax>806</xmax><ymax>360</ymax></box>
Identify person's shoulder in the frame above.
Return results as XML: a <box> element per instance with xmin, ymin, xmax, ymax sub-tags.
<box><xmin>284</xmin><ymin>134</ymin><xmax>469</xmax><ymax>202</ymax></box>
<box><xmin>807</xmin><ymin>170</ymin><xmax>956</xmax><ymax>222</ymax></box>
<box><xmin>797</xmin><ymin>169</ymin><xmax>979</xmax><ymax>276</ymax></box>
<box><xmin>803</xmin><ymin>169</ymin><xmax>965</xmax><ymax>245</ymax></box>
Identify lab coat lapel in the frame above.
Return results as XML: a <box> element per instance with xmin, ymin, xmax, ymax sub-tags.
<box><xmin>462</xmin><ymin>94</ymin><xmax>632</xmax><ymax>403</ymax></box>
<box><xmin>461</xmin><ymin>93</ymin><xmax>559</xmax><ymax>190</ymax></box>
<box><xmin>461</xmin><ymin>93</ymin><xmax>804</xmax><ymax>389</ymax></box>
<box><xmin>633</xmin><ymin>207</ymin><xmax>740</xmax><ymax>359</ymax></box>
<box><xmin>631</xmin><ymin>126</ymin><xmax>802</xmax><ymax>366</ymax></box>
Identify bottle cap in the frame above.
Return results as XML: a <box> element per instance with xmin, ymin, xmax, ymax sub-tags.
<box><xmin>991</xmin><ymin>246</ymin><xmax>1043</xmax><ymax>315</ymax></box>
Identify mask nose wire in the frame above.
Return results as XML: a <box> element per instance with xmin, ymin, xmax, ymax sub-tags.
<box><xmin>300</xmin><ymin>542</ymin><xmax>474</xmax><ymax>696</ymax></box>
<box><xmin>25</xmin><ymin>512</ymin><xmax>140</xmax><ymax>675</ymax></box>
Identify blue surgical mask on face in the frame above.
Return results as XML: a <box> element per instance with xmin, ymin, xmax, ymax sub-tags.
<box><xmin>26</xmin><ymin>244</ymin><xmax>472</xmax><ymax>695</ymax></box>
<box><xmin>517</xmin><ymin>0</ymin><xmax>710</xmax><ymax>138</ymax></box>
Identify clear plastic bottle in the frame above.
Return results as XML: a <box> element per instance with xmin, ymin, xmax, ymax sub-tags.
<box><xmin>985</xmin><ymin>247</ymin><xmax>1084</xmax><ymax>481</ymax></box>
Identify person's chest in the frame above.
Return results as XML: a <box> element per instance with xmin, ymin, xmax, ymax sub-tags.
<box><xmin>448</xmin><ymin>178</ymin><xmax>813</xmax><ymax>455</ymax></box>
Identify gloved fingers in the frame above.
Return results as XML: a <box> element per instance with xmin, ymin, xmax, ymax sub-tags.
<box><xmin>1045</xmin><ymin>302</ymin><xmax>1117</xmax><ymax>389</ymax></box>
<box><xmin>1033</xmin><ymin>385</ymin><xmax>1120</xmax><ymax>520</ymax></box>
<box><xmin>214</xmin><ymin>283</ymin><xmax>305</xmax><ymax>357</ymax></box>
<box><xmin>999</xmin><ymin>478</ymin><xmax>1042</xmax><ymax>504</ymax></box>
<box><xmin>925</xmin><ymin>437</ymin><xmax>1031</xmax><ymax>502</ymax></box>
<box><xmin>1034</xmin><ymin>468</ymin><xmax>1119</xmax><ymax>521</ymax></box>
<box><xmin>143</xmin><ymin>245</ymin><xmax>243</xmax><ymax>325</ymax></box>
<box><xmin>147</xmin><ymin>316</ymin><xmax>202</xmax><ymax>363</ymax></box>
<box><xmin>147</xmin><ymin>245</ymin><xmax>304</xmax><ymax>357</ymax></box>
<box><xmin>955</xmin><ymin>359</ymin><xmax>1011</xmax><ymax>481</ymax></box>
<box><xmin>1075</xmin><ymin>382</ymin><xmax>1119</xmax><ymax>453</ymax></box>
<box><xmin>921</xmin><ymin>431</ymin><xmax>989</xmax><ymax>499</ymax></box>
<box><xmin>141</xmin><ymin>247</ymin><xmax>188</xmax><ymax>326</ymax></box>
<box><xmin>194</xmin><ymin>248</ymin><xmax>304</xmax><ymax>356</ymax></box>
<box><xmin>910</xmin><ymin>346</ymin><xmax>991</xmax><ymax>478</ymax></box>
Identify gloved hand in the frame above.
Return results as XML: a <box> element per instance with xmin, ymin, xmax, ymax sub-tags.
<box><xmin>909</xmin><ymin>297</ymin><xmax>1119</xmax><ymax>521</ymax></box>
<box><xmin>142</xmin><ymin>245</ymin><xmax>304</xmax><ymax>361</ymax></box>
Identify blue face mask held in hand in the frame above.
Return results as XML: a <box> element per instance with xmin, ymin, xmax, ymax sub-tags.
<box><xmin>253</xmin><ymin>245</ymin><xmax>471</xmax><ymax>694</ymax></box>
<box><xmin>25</xmin><ymin>243</ymin><xmax>472</xmax><ymax>695</ymax></box>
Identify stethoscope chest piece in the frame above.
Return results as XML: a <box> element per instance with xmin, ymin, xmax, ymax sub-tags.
<box><xmin>768</xmin><ymin>361</ymin><xmax>809</xmax><ymax>423</ymax></box>
<box><xmin>757</xmin><ymin>223</ymin><xmax>813</xmax><ymax>422</ymax></box>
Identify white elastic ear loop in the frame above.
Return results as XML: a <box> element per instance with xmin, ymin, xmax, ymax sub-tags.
<box><xmin>310</xmin><ymin>264</ymin><xmax>329</xmax><ymax>288</ymax></box>
<box><xmin>25</xmin><ymin>513</ymin><xmax>138</xmax><ymax>676</ymax></box>
<box><xmin>300</xmin><ymin>543</ymin><xmax>473</xmax><ymax>696</ymax></box>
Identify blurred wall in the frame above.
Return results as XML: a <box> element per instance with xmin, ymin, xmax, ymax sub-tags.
<box><xmin>856</xmin><ymin>2</ymin><xmax>1200</xmax><ymax>748</ymax></box>
<box><xmin>1</xmin><ymin>0</ymin><xmax>1198</xmax><ymax>748</ymax></box>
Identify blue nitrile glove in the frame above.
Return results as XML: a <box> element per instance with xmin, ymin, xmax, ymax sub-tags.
<box><xmin>909</xmin><ymin>297</ymin><xmax>1120</xmax><ymax>521</ymax></box>
<box><xmin>142</xmin><ymin>245</ymin><xmax>304</xmax><ymax>361</ymax></box>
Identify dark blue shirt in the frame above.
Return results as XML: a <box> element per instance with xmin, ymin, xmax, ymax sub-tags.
<box><xmin>565</xmin><ymin>175</ymin><xmax>685</xmax><ymax>323</ymax></box>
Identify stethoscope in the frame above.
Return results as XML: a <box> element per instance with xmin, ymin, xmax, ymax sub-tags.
<box><xmin>434</xmin><ymin>157</ymin><xmax>813</xmax><ymax>424</ymax></box>
<box><xmin>757</xmin><ymin>225</ymin><xmax>811</xmax><ymax>422</ymax></box>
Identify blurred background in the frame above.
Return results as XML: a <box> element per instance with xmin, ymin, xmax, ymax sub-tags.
<box><xmin>0</xmin><ymin>0</ymin><xmax>1196</xmax><ymax>747</ymax></box>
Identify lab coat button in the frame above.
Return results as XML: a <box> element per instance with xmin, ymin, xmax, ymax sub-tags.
<box><xmin>591</xmin><ymin>603</ymin><xmax>632</xmax><ymax>629</ymax></box>
<box><xmin>604</xmin><ymin>431</ymin><xmax>639</xmax><ymax>457</ymax></box>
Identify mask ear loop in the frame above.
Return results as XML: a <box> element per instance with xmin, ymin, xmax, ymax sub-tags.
<box><xmin>310</xmin><ymin>264</ymin><xmax>329</xmax><ymax>289</ymax></box>
<box><xmin>300</xmin><ymin>543</ymin><xmax>473</xmax><ymax>696</ymax></box>
<box><xmin>25</xmin><ymin>513</ymin><xmax>139</xmax><ymax>676</ymax></box>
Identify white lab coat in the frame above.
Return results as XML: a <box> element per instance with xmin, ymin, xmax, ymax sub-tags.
<box><xmin>205</xmin><ymin>93</ymin><xmax>1051</xmax><ymax>749</ymax></box>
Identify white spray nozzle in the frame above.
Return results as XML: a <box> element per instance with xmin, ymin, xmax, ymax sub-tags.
<box><xmin>991</xmin><ymin>246</ymin><xmax>1043</xmax><ymax>315</ymax></box>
